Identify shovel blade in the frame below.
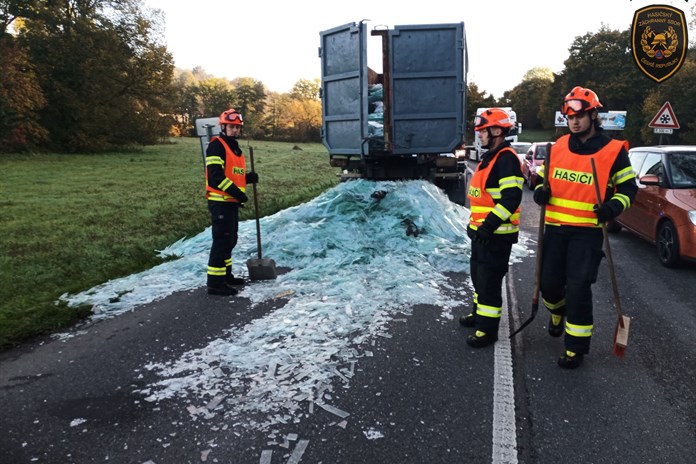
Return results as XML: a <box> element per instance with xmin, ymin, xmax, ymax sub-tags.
<box><xmin>247</xmin><ymin>258</ymin><xmax>277</xmax><ymax>281</ymax></box>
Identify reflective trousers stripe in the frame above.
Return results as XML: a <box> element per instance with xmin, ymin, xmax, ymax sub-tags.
<box><xmin>565</xmin><ymin>322</ymin><xmax>593</xmax><ymax>337</ymax></box>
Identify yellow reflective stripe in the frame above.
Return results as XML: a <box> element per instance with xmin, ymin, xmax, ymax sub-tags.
<box><xmin>486</xmin><ymin>187</ymin><xmax>502</xmax><ymax>199</ymax></box>
<box><xmin>546</xmin><ymin>210</ymin><xmax>598</xmax><ymax>225</ymax></box>
<box><xmin>471</xmin><ymin>206</ymin><xmax>494</xmax><ymax>213</ymax></box>
<box><xmin>224</xmin><ymin>258</ymin><xmax>232</xmax><ymax>266</ymax></box>
<box><xmin>565</xmin><ymin>322</ymin><xmax>593</xmax><ymax>337</ymax></box>
<box><xmin>218</xmin><ymin>178</ymin><xmax>233</xmax><ymax>190</ymax></box>
<box><xmin>474</xmin><ymin>293</ymin><xmax>478</xmax><ymax>304</ymax></box>
<box><xmin>493</xmin><ymin>204</ymin><xmax>513</xmax><ymax>221</ymax></box>
<box><xmin>612</xmin><ymin>193</ymin><xmax>631</xmax><ymax>209</ymax></box>
<box><xmin>206</xmin><ymin>156</ymin><xmax>224</xmax><ymax>166</ymax></box>
<box><xmin>207</xmin><ymin>192</ymin><xmax>233</xmax><ymax>201</ymax></box>
<box><xmin>494</xmin><ymin>224</ymin><xmax>519</xmax><ymax>234</ymax></box>
<box><xmin>207</xmin><ymin>266</ymin><xmax>226</xmax><ymax>276</ymax></box>
<box><xmin>614</xmin><ymin>166</ymin><xmax>635</xmax><ymax>184</ymax></box>
<box><xmin>543</xmin><ymin>297</ymin><xmax>566</xmax><ymax>310</ymax></box>
<box><xmin>500</xmin><ymin>175</ymin><xmax>524</xmax><ymax>190</ymax></box>
<box><xmin>551</xmin><ymin>197</ymin><xmax>595</xmax><ymax>211</ymax></box>
<box><xmin>476</xmin><ymin>303</ymin><xmax>502</xmax><ymax>319</ymax></box>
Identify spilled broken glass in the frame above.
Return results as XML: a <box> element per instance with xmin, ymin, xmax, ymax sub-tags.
<box><xmin>60</xmin><ymin>179</ymin><xmax>528</xmax><ymax>431</ymax></box>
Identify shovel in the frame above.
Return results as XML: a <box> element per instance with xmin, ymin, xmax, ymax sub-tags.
<box><xmin>246</xmin><ymin>146</ymin><xmax>277</xmax><ymax>281</ymax></box>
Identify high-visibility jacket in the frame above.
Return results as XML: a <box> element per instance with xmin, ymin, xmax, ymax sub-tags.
<box><xmin>468</xmin><ymin>147</ymin><xmax>521</xmax><ymax>234</ymax></box>
<box><xmin>205</xmin><ymin>137</ymin><xmax>247</xmax><ymax>202</ymax></box>
<box><xmin>545</xmin><ymin>136</ymin><xmax>627</xmax><ymax>227</ymax></box>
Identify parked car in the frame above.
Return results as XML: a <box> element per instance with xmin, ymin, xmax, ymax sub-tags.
<box><xmin>522</xmin><ymin>142</ymin><xmax>554</xmax><ymax>189</ymax></box>
<box><xmin>511</xmin><ymin>142</ymin><xmax>532</xmax><ymax>157</ymax></box>
<box><xmin>608</xmin><ymin>145</ymin><xmax>696</xmax><ymax>267</ymax></box>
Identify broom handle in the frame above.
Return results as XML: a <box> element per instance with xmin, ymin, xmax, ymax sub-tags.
<box><xmin>590</xmin><ymin>158</ymin><xmax>624</xmax><ymax>324</ymax></box>
<box><xmin>532</xmin><ymin>143</ymin><xmax>552</xmax><ymax>306</ymax></box>
<box><xmin>249</xmin><ymin>146</ymin><xmax>263</xmax><ymax>259</ymax></box>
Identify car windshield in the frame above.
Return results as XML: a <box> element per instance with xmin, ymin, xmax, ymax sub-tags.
<box><xmin>512</xmin><ymin>143</ymin><xmax>531</xmax><ymax>154</ymax></box>
<box><xmin>534</xmin><ymin>145</ymin><xmax>548</xmax><ymax>159</ymax></box>
<box><xmin>668</xmin><ymin>152</ymin><xmax>696</xmax><ymax>188</ymax></box>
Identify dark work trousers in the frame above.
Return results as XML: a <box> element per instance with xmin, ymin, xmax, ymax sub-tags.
<box><xmin>540</xmin><ymin>225</ymin><xmax>604</xmax><ymax>354</ymax></box>
<box><xmin>470</xmin><ymin>238</ymin><xmax>513</xmax><ymax>335</ymax></box>
<box><xmin>207</xmin><ymin>201</ymin><xmax>239</xmax><ymax>287</ymax></box>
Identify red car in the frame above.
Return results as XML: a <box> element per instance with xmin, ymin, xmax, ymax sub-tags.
<box><xmin>608</xmin><ymin>145</ymin><xmax>696</xmax><ymax>267</ymax></box>
<box><xmin>522</xmin><ymin>142</ymin><xmax>554</xmax><ymax>189</ymax></box>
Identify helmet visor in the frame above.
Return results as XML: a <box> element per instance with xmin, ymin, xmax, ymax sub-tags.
<box><xmin>223</xmin><ymin>112</ymin><xmax>243</xmax><ymax>124</ymax></box>
<box><xmin>473</xmin><ymin>115</ymin><xmax>488</xmax><ymax>131</ymax></box>
<box><xmin>561</xmin><ymin>99</ymin><xmax>589</xmax><ymax>115</ymax></box>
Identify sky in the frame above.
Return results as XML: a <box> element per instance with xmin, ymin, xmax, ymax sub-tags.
<box><xmin>142</xmin><ymin>0</ymin><xmax>691</xmax><ymax>98</ymax></box>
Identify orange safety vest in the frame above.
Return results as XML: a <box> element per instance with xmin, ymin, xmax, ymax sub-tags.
<box><xmin>205</xmin><ymin>137</ymin><xmax>247</xmax><ymax>202</ymax></box>
<box><xmin>467</xmin><ymin>148</ymin><xmax>521</xmax><ymax>234</ymax></box>
<box><xmin>544</xmin><ymin>136</ymin><xmax>626</xmax><ymax>227</ymax></box>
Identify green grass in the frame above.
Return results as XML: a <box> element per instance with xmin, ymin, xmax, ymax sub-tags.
<box><xmin>518</xmin><ymin>129</ymin><xmax>557</xmax><ymax>143</ymax></box>
<box><xmin>0</xmin><ymin>138</ymin><xmax>339</xmax><ymax>349</ymax></box>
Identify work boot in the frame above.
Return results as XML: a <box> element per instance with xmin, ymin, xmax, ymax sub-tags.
<box><xmin>558</xmin><ymin>350</ymin><xmax>584</xmax><ymax>369</ymax></box>
<box><xmin>548</xmin><ymin>314</ymin><xmax>564</xmax><ymax>338</ymax></box>
<box><xmin>459</xmin><ymin>313</ymin><xmax>475</xmax><ymax>327</ymax></box>
<box><xmin>207</xmin><ymin>284</ymin><xmax>238</xmax><ymax>296</ymax></box>
<box><xmin>466</xmin><ymin>330</ymin><xmax>498</xmax><ymax>348</ymax></box>
<box><xmin>227</xmin><ymin>275</ymin><xmax>246</xmax><ymax>286</ymax></box>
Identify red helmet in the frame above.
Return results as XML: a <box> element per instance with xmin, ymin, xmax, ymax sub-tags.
<box><xmin>474</xmin><ymin>108</ymin><xmax>514</xmax><ymax>131</ymax></box>
<box><xmin>219</xmin><ymin>108</ymin><xmax>244</xmax><ymax>126</ymax></box>
<box><xmin>561</xmin><ymin>86</ymin><xmax>603</xmax><ymax>115</ymax></box>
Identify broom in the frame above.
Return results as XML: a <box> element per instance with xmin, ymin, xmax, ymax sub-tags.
<box><xmin>590</xmin><ymin>158</ymin><xmax>630</xmax><ymax>357</ymax></box>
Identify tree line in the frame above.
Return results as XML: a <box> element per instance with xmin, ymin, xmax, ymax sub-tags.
<box><xmin>1</xmin><ymin>1</ymin><xmax>694</xmax><ymax>153</ymax></box>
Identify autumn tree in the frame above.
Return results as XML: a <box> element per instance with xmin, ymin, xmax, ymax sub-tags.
<box><xmin>507</xmin><ymin>67</ymin><xmax>554</xmax><ymax>130</ymax></box>
<box><xmin>14</xmin><ymin>0</ymin><xmax>174</xmax><ymax>151</ymax></box>
<box><xmin>465</xmin><ymin>82</ymin><xmax>497</xmax><ymax>144</ymax></box>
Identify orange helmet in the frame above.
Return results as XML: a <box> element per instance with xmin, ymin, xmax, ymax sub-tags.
<box><xmin>474</xmin><ymin>108</ymin><xmax>514</xmax><ymax>131</ymax></box>
<box><xmin>561</xmin><ymin>86</ymin><xmax>603</xmax><ymax>115</ymax></box>
<box><xmin>219</xmin><ymin>108</ymin><xmax>244</xmax><ymax>126</ymax></box>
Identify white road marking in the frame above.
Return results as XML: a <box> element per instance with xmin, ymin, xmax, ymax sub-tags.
<box><xmin>491</xmin><ymin>274</ymin><xmax>518</xmax><ymax>464</ymax></box>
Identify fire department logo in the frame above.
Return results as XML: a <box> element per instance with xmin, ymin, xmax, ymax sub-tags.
<box><xmin>631</xmin><ymin>5</ymin><xmax>688</xmax><ymax>83</ymax></box>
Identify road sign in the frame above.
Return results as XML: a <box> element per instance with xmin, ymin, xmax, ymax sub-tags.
<box><xmin>654</xmin><ymin>128</ymin><xmax>673</xmax><ymax>134</ymax></box>
<box><xmin>648</xmin><ymin>102</ymin><xmax>680</xmax><ymax>129</ymax></box>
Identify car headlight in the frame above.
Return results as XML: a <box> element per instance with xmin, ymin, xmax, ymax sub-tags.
<box><xmin>689</xmin><ymin>210</ymin><xmax>696</xmax><ymax>226</ymax></box>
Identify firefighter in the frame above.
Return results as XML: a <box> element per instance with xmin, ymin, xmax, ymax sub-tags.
<box><xmin>205</xmin><ymin>108</ymin><xmax>259</xmax><ymax>295</ymax></box>
<box><xmin>460</xmin><ymin>108</ymin><xmax>524</xmax><ymax>348</ymax></box>
<box><xmin>533</xmin><ymin>86</ymin><xmax>637</xmax><ymax>368</ymax></box>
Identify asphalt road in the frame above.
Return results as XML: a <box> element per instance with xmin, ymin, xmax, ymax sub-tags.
<box><xmin>1</xmin><ymin>187</ymin><xmax>694</xmax><ymax>464</ymax></box>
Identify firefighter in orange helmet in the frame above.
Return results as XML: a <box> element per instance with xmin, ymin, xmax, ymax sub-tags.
<box><xmin>460</xmin><ymin>108</ymin><xmax>524</xmax><ymax>348</ymax></box>
<box><xmin>533</xmin><ymin>86</ymin><xmax>637</xmax><ymax>368</ymax></box>
<box><xmin>204</xmin><ymin>108</ymin><xmax>259</xmax><ymax>295</ymax></box>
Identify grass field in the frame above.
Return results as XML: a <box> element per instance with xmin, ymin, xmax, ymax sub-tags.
<box><xmin>0</xmin><ymin>138</ymin><xmax>340</xmax><ymax>350</ymax></box>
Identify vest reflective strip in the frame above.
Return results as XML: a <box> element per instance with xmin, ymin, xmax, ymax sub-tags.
<box><xmin>565</xmin><ymin>322</ymin><xmax>593</xmax><ymax>337</ymax></box>
<box><xmin>476</xmin><ymin>303</ymin><xmax>502</xmax><ymax>319</ymax></box>
<box><xmin>207</xmin><ymin>265</ymin><xmax>226</xmax><ymax>276</ymax></box>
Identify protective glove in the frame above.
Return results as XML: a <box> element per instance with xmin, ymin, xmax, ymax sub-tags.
<box><xmin>246</xmin><ymin>172</ymin><xmax>259</xmax><ymax>184</ymax></box>
<box><xmin>468</xmin><ymin>224</ymin><xmax>493</xmax><ymax>245</ymax></box>
<box><xmin>533</xmin><ymin>187</ymin><xmax>551</xmax><ymax>206</ymax></box>
<box><xmin>474</xmin><ymin>224</ymin><xmax>493</xmax><ymax>245</ymax></box>
<box><xmin>227</xmin><ymin>184</ymin><xmax>248</xmax><ymax>203</ymax></box>
<box><xmin>594</xmin><ymin>203</ymin><xmax>614</xmax><ymax>223</ymax></box>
